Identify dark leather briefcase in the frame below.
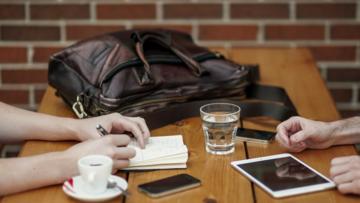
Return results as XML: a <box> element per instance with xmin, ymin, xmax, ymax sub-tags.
<box><xmin>48</xmin><ymin>29</ymin><xmax>297</xmax><ymax>129</ymax></box>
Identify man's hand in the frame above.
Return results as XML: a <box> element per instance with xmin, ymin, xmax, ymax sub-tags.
<box><xmin>275</xmin><ymin>116</ymin><xmax>335</xmax><ymax>152</ymax></box>
<box><xmin>331</xmin><ymin>155</ymin><xmax>360</xmax><ymax>195</ymax></box>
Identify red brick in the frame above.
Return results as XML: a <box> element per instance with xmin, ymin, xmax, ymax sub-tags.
<box><xmin>66</xmin><ymin>25</ymin><xmax>124</xmax><ymax>41</ymax></box>
<box><xmin>329</xmin><ymin>88</ymin><xmax>352</xmax><ymax>102</ymax></box>
<box><xmin>164</xmin><ymin>4</ymin><xmax>222</xmax><ymax>19</ymax></box>
<box><xmin>30</xmin><ymin>4</ymin><xmax>89</xmax><ymax>20</ymax></box>
<box><xmin>328</xmin><ymin>68</ymin><xmax>360</xmax><ymax>82</ymax></box>
<box><xmin>33</xmin><ymin>47</ymin><xmax>65</xmax><ymax>63</ymax></box>
<box><xmin>97</xmin><ymin>4</ymin><xmax>155</xmax><ymax>19</ymax></box>
<box><xmin>2</xmin><ymin>69</ymin><xmax>48</xmax><ymax>84</ymax></box>
<box><xmin>305</xmin><ymin>46</ymin><xmax>356</xmax><ymax>61</ymax></box>
<box><xmin>0</xmin><ymin>47</ymin><xmax>27</xmax><ymax>63</ymax></box>
<box><xmin>35</xmin><ymin>89</ymin><xmax>46</xmax><ymax>103</ymax></box>
<box><xmin>133</xmin><ymin>25</ymin><xmax>192</xmax><ymax>34</ymax></box>
<box><xmin>0</xmin><ymin>4</ymin><xmax>25</xmax><ymax>19</ymax></box>
<box><xmin>331</xmin><ymin>24</ymin><xmax>360</xmax><ymax>40</ymax></box>
<box><xmin>199</xmin><ymin>25</ymin><xmax>258</xmax><ymax>41</ymax></box>
<box><xmin>231</xmin><ymin>3</ymin><xmax>289</xmax><ymax>19</ymax></box>
<box><xmin>297</xmin><ymin>3</ymin><xmax>356</xmax><ymax>19</ymax></box>
<box><xmin>1</xmin><ymin>26</ymin><xmax>60</xmax><ymax>41</ymax></box>
<box><xmin>0</xmin><ymin>90</ymin><xmax>28</xmax><ymax>104</ymax></box>
<box><xmin>340</xmin><ymin>110</ymin><xmax>360</xmax><ymax>118</ymax></box>
<box><xmin>265</xmin><ymin>25</ymin><xmax>325</xmax><ymax>40</ymax></box>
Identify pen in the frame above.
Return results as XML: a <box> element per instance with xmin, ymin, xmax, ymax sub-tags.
<box><xmin>96</xmin><ymin>124</ymin><xmax>109</xmax><ymax>136</ymax></box>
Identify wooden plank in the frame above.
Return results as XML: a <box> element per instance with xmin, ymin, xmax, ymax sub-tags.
<box><xmin>230</xmin><ymin>48</ymin><xmax>359</xmax><ymax>203</ymax></box>
<box><xmin>3</xmin><ymin>48</ymin><xmax>357</xmax><ymax>203</ymax></box>
<box><xmin>125</xmin><ymin>118</ymin><xmax>252</xmax><ymax>203</ymax></box>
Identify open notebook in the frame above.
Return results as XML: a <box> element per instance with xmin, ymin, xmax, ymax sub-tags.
<box><xmin>123</xmin><ymin>135</ymin><xmax>188</xmax><ymax>170</ymax></box>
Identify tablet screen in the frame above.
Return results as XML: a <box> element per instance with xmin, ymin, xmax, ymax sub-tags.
<box><xmin>237</xmin><ymin>156</ymin><xmax>329</xmax><ymax>191</ymax></box>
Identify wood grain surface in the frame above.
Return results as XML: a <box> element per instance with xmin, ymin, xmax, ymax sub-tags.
<box><xmin>2</xmin><ymin>48</ymin><xmax>357</xmax><ymax>203</ymax></box>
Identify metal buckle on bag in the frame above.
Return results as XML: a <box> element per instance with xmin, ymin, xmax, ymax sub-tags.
<box><xmin>72</xmin><ymin>96</ymin><xmax>88</xmax><ymax>119</ymax></box>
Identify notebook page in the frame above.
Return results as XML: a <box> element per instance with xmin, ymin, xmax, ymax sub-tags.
<box><xmin>128</xmin><ymin>135</ymin><xmax>187</xmax><ymax>164</ymax></box>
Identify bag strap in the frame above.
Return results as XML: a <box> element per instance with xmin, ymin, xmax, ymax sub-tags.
<box><xmin>131</xmin><ymin>31</ymin><xmax>205</xmax><ymax>85</ymax></box>
<box><xmin>137</xmin><ymin>65</ymin><xmax>298</xmax><ymax>130</ymax></box>
<box><xmin>246</xmin><ymin>84</ymin><xmax>297</xmax><ymax>111</ymax></box>
<box><xmin>142</xmin><ymin>98</ymin><xmax>297</xmax><ymax>130</ymax></box>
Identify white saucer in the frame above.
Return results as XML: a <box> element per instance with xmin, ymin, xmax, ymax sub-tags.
<box><xmin>62</xmin><ymin>175</ymin><xmax>128</xmax><ymax>202</ymax></box>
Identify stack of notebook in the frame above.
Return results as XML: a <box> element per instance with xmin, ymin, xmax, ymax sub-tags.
<box><xmin>123</xmin><ymin>135</ymin><xmax>189</xmax><ymax>170</ymax></box>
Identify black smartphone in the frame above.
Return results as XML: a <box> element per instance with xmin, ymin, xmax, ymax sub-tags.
<box><xmin>236</xmin><ymin>128</ymin><xmax>276</xmax><ymax>144</ymax></box>
<box><xmin>138</xmin><ymin>174</ymin><xmax>201</xmax><ymax>198</ymax></box>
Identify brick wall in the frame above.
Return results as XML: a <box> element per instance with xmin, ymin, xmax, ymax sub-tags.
<box><xmin>0</xmin><ymin>0</ymin><xmax>359</xmax><ymax>117</ymax></box>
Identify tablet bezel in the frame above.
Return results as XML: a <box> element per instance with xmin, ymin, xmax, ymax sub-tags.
<box><xmin>231</xmin><ymin>153</ymin><xmax>336</xmax><ymax>198</ymax></box>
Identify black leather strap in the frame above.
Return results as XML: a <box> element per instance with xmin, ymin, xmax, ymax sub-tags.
<box><xmin>142</xmin><ymin>99</ymin><xmax>298</xmax><ymax>130</ymax></box>
<box><xmin>246</xmin><ymin>84</ymin><xmax>297</xmax><ymax>112</ymax></box>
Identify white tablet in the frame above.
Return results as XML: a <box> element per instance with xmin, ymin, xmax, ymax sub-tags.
<box><xmin>231</xmin><ymin>153</ymin><xmax>335</xmax><ymax>198</ymax></box>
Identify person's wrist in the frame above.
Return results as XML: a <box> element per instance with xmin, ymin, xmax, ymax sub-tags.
<box><xmin>62</xmin><ymin>117</ymin><xmax>82</xmax><ymax>141</ymax></box>
<box><xmin>48</xmin><ymin>151</ymin><xmax>79</xmax><ymax>184</ymax></box>
<box><xmin>58</xmin><ymin>150</ymin><xmax>78</xmax><ymax>182</ymax></box>
<box><xmin>331</xmin><ymin>116</ymin><xmax>360</xmax><ymax>145</ymax></box>
<box><xmin>326</xmin><ymin>117</ymin><xmax>359</xmax><ymax>145</ymax></box>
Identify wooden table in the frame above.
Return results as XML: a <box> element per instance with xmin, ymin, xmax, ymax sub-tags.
<box><xmin>2</xmin><ymin>48</ymin><xmax>359</xmax><ymax>203</ymax></box>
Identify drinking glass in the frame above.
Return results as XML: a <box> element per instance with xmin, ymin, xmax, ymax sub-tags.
<box><xmin>200</xmin><ymin>103</ymin><xmax>240</xmax><ymax>155</ymax></box>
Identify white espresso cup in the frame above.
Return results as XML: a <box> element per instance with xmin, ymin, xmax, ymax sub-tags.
<box><xmin>78</xmin><ymin>155</ymin><xmax>113</xmax><ymax>194</ymax></box>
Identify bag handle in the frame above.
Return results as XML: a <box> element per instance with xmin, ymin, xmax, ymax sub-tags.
<box><xmin>131</xmin><ymin>31</ymin><xmax>205</xmax><ymax>85</ymax></box>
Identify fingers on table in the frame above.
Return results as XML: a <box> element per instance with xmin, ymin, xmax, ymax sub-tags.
<box><xmin>330</xmin><ymin>156</ymin><xmax>360</xmax><ymax>177</ymax></box>
<box><xmin>331</xmin><ymin>155</ymin><xmax>358</xmax><ymax>165</ymax></box>
<box><xmin>330</xmin><ymin>155</ymin><xmax>360</xmax><ymax>194</ymax></box>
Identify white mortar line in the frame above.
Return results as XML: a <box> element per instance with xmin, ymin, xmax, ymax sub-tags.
<box><xmin>25</xmin><ymin>1</ymin><xmax>30</xmax><ymax>23</ymax></box>
<box><xmin>357</xmin><ymin>1</ymin><xmax>360</xmax><ymax>21</ymax></box>
<box><xmin>257</xmin><ymin>22</ymin><xmax>264</xmax><ymax>44</ymax></box>
<box><xmin>357</xmin><ymin>42</ymin><xmax>360</xmax><ymax>62</ymax></box>
<box><xmin>156</xmin><ymin>1</ymin><xmax>163</xmax><ymax>22</ymax></box>
<box><xmin>318</xmin><ymin>64</ymin><xmax>327</xmax><ymax>80</ymax></box>
<box><xmin>0</xmin><ymin>84</ymin><xmax>47</xmax><ymax>90</ymax></box>
<box><xmin>1</xmin><ymin>19</ymin><xmax>358</xmax><ymax>25</ymax></box>
<box><xmin>325</xmin><ymin>21</ymin><xmax>331</xmax><ymax>44</ymax></box>
<box><xmin>0</xmin><ymin>65</ymin><xmax>2</xmax><ymax>87</ymax></box>
<box><xmin>327</xmin><ymin>82</ymin><xmax>355</xmax><ymax>88</ymax></box>
<box><xmin>59</xmin><ymin>20</ymin><xmax>66</xmax><ymax>42</ymax></box>
<box><xmin>90</xmin><ymin>1</ymin><xmax>97</xmax><ymax>22</ymax></box>
<box><xmin>192</xmin><ymin>21</ymin><xmax>199</xmax><ymax>43</ymax></box>
<box><xmin>1</xmin><ymin>64</ymin><xmax>48</xmax><ymax>69</ymax></box>
<box><xmin>223</xmin><ymin>1</ymin><xmax>230</xmax><ymax>22</ymax></box>
<box><xmin>352</xmin><ymin>84</ymin><xmax>358</xmax><ymax>105</ymax></box>
<box><xmin>289</xmin><ymin>0</ymin><xmax>296</xmax><ymax>22</ymax></box>
<box><xmin>27</xmin><ymin>44</ymin><xmax>33</xmax><ymax>64</ymax></box>
<box><xmin>29</xmin><ymin>85</ymin><xmax>35</xmax><ymax>109</ymax></box>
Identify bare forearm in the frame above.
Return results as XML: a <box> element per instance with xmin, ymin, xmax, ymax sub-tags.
<box><xmin>0</xmin><ymin>102</ymin><xmax>79</xmax><ymax>143</ymax></box>
<box><xmin>0</xmin><ymin>151</ymin><xmax>77</xmax><ymax>196</ymax></box>
<box><xmin>330</xmin><ymin>116</ymin><xmax>360</xmax><ymax>145</ymax></box>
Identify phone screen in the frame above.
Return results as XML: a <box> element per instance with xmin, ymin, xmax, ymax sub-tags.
<box><xmin>138</xmin><ymin>174</ymin><xmax>201</xmax><ymax>197</ymax></box>
<box><xmin>236</xmin><ymin>128</ymin><xmax>275</xmax><ymax>142</ymax></box>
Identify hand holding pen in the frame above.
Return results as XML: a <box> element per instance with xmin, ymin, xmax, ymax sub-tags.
<box><xmin>74</xmin><ymin>113</ymin><xmax>149</xmax><ymax>148</ymax></box>
<box><xmin>96</xmin><ymin>117</ymin><xmax>149</xmax><ymax>149</ymax></box>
